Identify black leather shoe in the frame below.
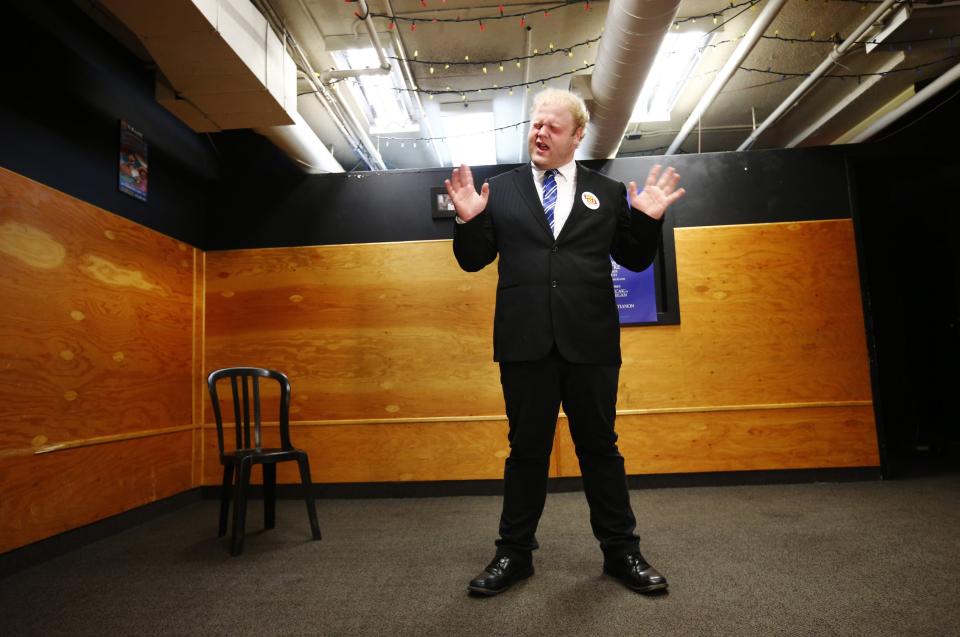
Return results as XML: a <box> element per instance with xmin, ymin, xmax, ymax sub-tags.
<box><xmin>467</xmin><ymin>555</ymin><xmax>534</xmax><ymax>596</ymax></box>
<box><xmin>603</xmin><ymin>552</ymin><xmax>668</xmax><ymax>593</ymax></box>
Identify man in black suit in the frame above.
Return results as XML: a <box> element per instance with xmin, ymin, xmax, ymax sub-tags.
<box><xmin>446</xmin><ymin>89</ymin><xmax>685</xmax><ymax>596</ymax></box>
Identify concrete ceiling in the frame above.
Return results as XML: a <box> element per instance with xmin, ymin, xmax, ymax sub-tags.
<box><xmin>90</xmin><ymin>0</ymin><xmax>960</xmax><ymax>170</ymax></box>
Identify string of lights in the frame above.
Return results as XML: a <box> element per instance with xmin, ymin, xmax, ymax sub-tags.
<box><xmin>394</xmin><ymin>36</ymin><xmax>602</xmax><ymax>67</ymax></box>
<box><xmin>361</xmin><ymin>0</ymin><xmax>766</xmax><ymax>31</ymax></box>
<box><xmin>387</xmin><ymin>30</ymin><xmax>960</xmax><ymax>72</ymax></box>
<box><xmin>675</xmin><ymin>0</ymin><xmax>760</xmax><ymax>32</ymax></box>
<box><xmin>386</xmin><ymin>51</ymin><xmax>956</xmax><ymax>101</ymax></box>
<box><xmin>365</xmin><ymin>54</ymin><xmax>957</xmax><ymax>147</ymax></box>
<box><xmin>357</xmin><ymin>0</ymin><xmax>914</xmax><ymax>33</ymax></box>
<box><xmin>740</xmin><ymin>53</ymin><xmax>960</xmax><ymax>80</ymax></box>
<box><xmin>362</xmin><ymin>0</ymin><xmax>589</xmax><ymax>30</ymax></box>
<box><xmin>404</xmin><ymin>64</ymin><xmax>596</xmax><ymax>98</ymax></box>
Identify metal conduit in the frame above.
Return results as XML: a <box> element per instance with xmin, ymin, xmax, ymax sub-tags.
<box><xmin>665</xmin><ymin>0</ymin><xmax>787</xmax><ymax>155</ymax></box>
<box><xmin>737</xmin><ymin>0</ymin><xmax>898</xmax><ymax>151</ymax></box>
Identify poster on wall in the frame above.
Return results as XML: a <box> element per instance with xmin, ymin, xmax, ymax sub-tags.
<box><xmin>430</xmin><ymin>187</ymin><xmax>457</xmax><ymax>218</ymax></box>
<box><xmin>612</xmin><ymin>257</ymin><xmax>658</xmax><ymax>325</ymax></box>
<box><xmin>118</xmin><ymin>120</ymin><xmax>148</xmax><ymax>202</ymax></box>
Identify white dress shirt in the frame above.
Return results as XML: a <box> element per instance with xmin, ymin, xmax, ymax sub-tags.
<box><xmin>532</xmin><ymin>159</ymin><xmax>577</xmax><ymax>238</ymax></box>
<box><xmin>454</xmin><ymin>159</ymin><xmax>578</xmax><ymax>236</ymax></box>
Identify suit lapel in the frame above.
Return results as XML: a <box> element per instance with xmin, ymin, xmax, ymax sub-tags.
<box><xmin>511</xmin><ymin>164</ymin><xmax>553</xmax><ymax>237</ymax></box>
<box><xmin>555</xmin><ymin>162</ymin><xmax>591</xmax><ymax>242</ymax></box>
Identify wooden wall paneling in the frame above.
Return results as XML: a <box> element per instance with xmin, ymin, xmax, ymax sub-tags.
<box><xmin>620</xmin><ymin>220</ymin><xmax>872</xmax><ymax>409</ymax></box>
<box><xmin>556</xmin><ymin>406</ymin><xmax>880</xmax><ymax>477</ymax></box>
<box><xmin>0</xmin><ymin>168</ymin><xmax>194</xmax><ymax>453</ymax></box>
<box><xmin>200</xmin><ymin>420</ymin><xmax>514</xmax><ymax>484</ymax></box>
<box><xmin>667</xmin><ymin>220</ymin><xmax>871</xmax><ymax>407</ymax></box>
<box><xmin>203</xmin><ymin>219</ymin><xmax>878</xmax><ymax>484</ymax></box>
<box><xmin>0</xmin><ymin>431</ymin><xmax>193</xmax><ymax>553</ymax></box>
<box><xmin>204</xmin><ymin>242</ymin><xmax>505</xmax><ymax>422</ymax></box>
<box><xmin>191</xmin><ymin>249</ymin><xmax>205</xmax><ymax>486</ymax></box>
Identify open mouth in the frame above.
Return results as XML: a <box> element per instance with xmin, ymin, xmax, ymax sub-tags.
<box><xmin>535</xmin><ymin>140</ymin><xmax>549</xmax><ymax>152</ymax></box>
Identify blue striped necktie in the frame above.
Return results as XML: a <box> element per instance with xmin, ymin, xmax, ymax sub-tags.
<box><xmin>542</xmin><ymin>169</ymin><xmax>558</xmax><ymax>234</ymax></box>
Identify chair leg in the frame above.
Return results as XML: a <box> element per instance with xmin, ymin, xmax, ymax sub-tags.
<box><xmin>231</xmin><ymin>457</ymin><xmax>252</xmax><ymax>556</ymax></box>
<box><xmin>263</xmin><ymin>463</ymin><xmax>277</xmax><ymax>530</ymax></box>
<box><xmin>296</xmin><ymin>454</ymin><xmax>322</xmax><ymax>540</ymax></box>
<box><xmin>218</xmin><ymin>465</ymin><xmax>233</xmax><ymax>538</ymax></box>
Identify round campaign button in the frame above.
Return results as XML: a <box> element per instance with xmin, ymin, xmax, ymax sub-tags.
<box><xmin>581</xmin><ymin>191</ymin><xmax>600</xmax><ymax>210</ymax></box>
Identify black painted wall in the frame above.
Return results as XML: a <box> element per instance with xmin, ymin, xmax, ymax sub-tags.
<box><xmin>206</xmin><ymin>140</ymin><xmax>852</xmax><ymax>250</ymax></box>
<box><xmin>0</xmin><ymin>1</ymin><xmax>216</xmax><ymax>246</ymax></box>
<box><xmin>844</xmin><ymin>78</ymin><xmax>960</xmax><ymax>477</ymax></box>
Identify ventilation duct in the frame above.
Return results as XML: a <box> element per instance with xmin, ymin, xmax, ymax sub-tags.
<box><xmin>100</xmin><ymin>0</ymin><xmax>343</xmax><ymax>172</ymax></box>
<box><xmin>577</xmin><ymin>0</ymin><xmax>682</xmax><ymax>160</ymax></box>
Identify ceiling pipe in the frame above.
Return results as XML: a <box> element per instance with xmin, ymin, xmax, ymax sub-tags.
<box><xmin>665</xmin><ymin>0</ymin><xmax>787</xmax><ymax>155</ymax></box>
<box><xmin>519</xmin><ymin>25</ymin><xmax>534</xmax><ymax>163</ymax></box>
<box><xmin>385</xmin><ymin>0</ymin><xmax>444</xmax><ymax>167</ymax></box>
<box><xmin>321</xmin><ymin>67</ymin><xmax>391</xmax><ymax>82</ymax></box>
<box><xmin>255</xmin><ymin>110</ymin><xmax>343</xmax><ymax>173</ymax></box>
<box><xmin>319</xmin><ymin>0</ymin><xmax>391</xmax><ymax>82</ymax></box>
<box><xmin>357</xmin><ymin>0</ymin><xmax>390</xmax><ymax>69</ymax></box>
<box><xmin>578</xmin><ymin>0</ymin><xmax>682</xmax><ymax>160</ymax></box>
<box><xmin>253</xmin><ymin>0</ymin><xmax>385</xmax><ymax>170</ymax></box>
<box><xmin>737</xmin><ymin>0</ymin><xmax>898</xmax><ymax>151</ymax></box>
<box><xmin>849</xmin><ymin>58</ymin><xmax>960</xmax><ymax>143</ymax></box>
<box><xmin>786</xmin><ymin>51</ymin><xmax>905</xmax><ymax>147</ymax></box>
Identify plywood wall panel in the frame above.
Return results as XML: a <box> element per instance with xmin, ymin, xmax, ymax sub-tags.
<box><xmin>556</xmin><ymin>406</ymin><xmax>879</xmax><ymax>477</ymax></box>
<box><xmin>0</xmin><ymin>168</ymin><xmax>195</xmax><ymax>453</ymax></box>
<box><xmin>203</xmin><ymin>218</ymin><xmax>877</xmax><ymax>485</ymax></box>
<box><xmin>201</xmin><ymin>420</ymin><xmax>513</xmax><ymax>484</ymax></box>
<box><xmin>0</xmin><ymin>431</ymin><xmax>193</xmax><ymax>553</ymax></box>
<box><xmin>205</xmin><ymin>242</ymin><xmax>504</xmax><ymax>422</ymax></box>
<box><xmin>619</xmin><ymin>221</ymin><xmax>872</xmax><ymax>408</ymax></box>
<box><xmin>0</xmin><ymin>168</ymin><xmax>198</xmax><ymax>552</ymax></box>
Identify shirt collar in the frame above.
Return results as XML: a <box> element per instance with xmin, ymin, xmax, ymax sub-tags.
<box><xmin>532</xmin><ymin>158</ymin><xmax>576</xmax><ymax>183</ymax></box>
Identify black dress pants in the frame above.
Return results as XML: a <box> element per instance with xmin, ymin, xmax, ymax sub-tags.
<box><xmin>495</xmin><ymin>346</ymin><xmax>640</xmax><ymax>561</ymax></box>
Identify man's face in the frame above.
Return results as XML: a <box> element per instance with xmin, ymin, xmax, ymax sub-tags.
<box><xmin>528</xmin><ymin>102</ymin><xmax>583</xmax><ymax>169</ymax></box>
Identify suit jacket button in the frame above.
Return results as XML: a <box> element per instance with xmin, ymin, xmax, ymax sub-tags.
<box><xmin>551</xmin><ymin>280</ymin><xmax>558</xmax><ymax>288</ymax></box>
<box><xmin>551</xmin><ymin>245</ymin><xmax>559</xmax><ymax>253</ymax></box>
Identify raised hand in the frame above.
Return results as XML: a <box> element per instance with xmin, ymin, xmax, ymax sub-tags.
<box><xmin>445</xmin><ymin>164</ymin><xmax>490</xmax><ymax>223</ymax></box>
<box><xmin>628</xmin><ymin>164</ymin><xmax>686</xmax><ymax>221</ymax></box>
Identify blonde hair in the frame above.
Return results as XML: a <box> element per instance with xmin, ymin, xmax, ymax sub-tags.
<box><xmin>531</xmin><ymin>89</ymin><xmax>589</xmax><ymax>131</ymax></box>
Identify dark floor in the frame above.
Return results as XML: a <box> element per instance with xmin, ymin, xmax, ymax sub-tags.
<box><xmin>2</xmin><ymin>473</ymin><xmax>960</xmax><ymax>636</ymax></box>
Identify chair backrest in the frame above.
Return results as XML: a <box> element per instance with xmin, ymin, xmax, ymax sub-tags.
<box><xmin>207</xmin><ymin>367</ymin><xmax>293</xmax><ymax>455</ymax></box>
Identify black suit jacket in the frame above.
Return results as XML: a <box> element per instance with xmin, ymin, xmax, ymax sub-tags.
<box><xmin>453</xmin><ymin>162</ymin><xmax>663</xmax><ymax>365</ymax></box>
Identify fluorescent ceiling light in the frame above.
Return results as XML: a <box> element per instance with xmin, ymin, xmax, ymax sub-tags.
<box><xmin>441</xmin><ymin>108</ymin><xmax>497</xmax><ymax>166</ymax></box>
<box><xmin>331</xmin><ymin>47</ymin><xmax>417</xmax><ymax>134</ymax></box>
<box><xmin>865</xmin><ymin>5</ymin><xmax>911</xmax><ymax>54</ymax></box>
<box><xmin>631</xmin><ymin>32</ymin><xmax>711</xmax><ymax>123</ymax></box>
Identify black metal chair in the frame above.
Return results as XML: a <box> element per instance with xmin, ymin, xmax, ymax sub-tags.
<box><xmin>207</xmin><ymin>367</ymin><xmax>321</xmax><ymax>555</ymax></box>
